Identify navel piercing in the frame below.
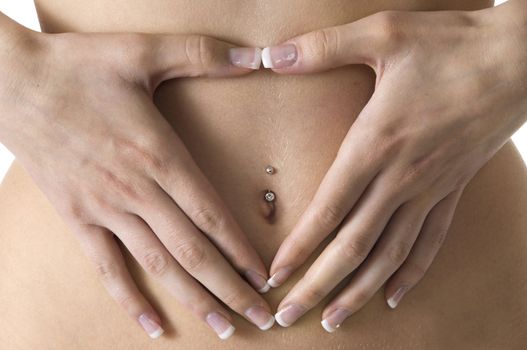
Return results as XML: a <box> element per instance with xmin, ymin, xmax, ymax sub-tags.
<box><xmin>265</xmin><ymin>165</ymin><xmax>275</xmax><ymax>175</ymax></box>
<box><xmin>264</xmin><ymin>190</ymin><xmax>276</xmax><ymax>202</ymax></box>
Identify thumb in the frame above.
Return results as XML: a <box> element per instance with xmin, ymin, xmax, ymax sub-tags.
<box><xmin>140</xmin><ymin>33</ymin><xmax>262</xmax><ymax>83</ymax></box>
<box><xmin>261</xmin><ymin>11</ymin><xmax>397</xmax><ymax>74</ymax></box>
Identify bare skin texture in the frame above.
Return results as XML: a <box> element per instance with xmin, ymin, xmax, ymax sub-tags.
<box><xmin>0</xmin><ymin>13</ymin><xmax>275</xmax><ymax>339</ymax></box>
<box><xmin>0</xmin><ymin>0</ymin><xmax>526</xmax><ymax>348</ymax></box>
<box><xmin>266</xmin><ymin>1</ymin><xmax>527</xmax><ymax>330</ymax></box>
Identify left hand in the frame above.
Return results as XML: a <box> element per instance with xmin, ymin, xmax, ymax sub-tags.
<box><xmin>262</xmin><ymin>2</ymin><xmax>527</xmax><ymax>331</ymax></box>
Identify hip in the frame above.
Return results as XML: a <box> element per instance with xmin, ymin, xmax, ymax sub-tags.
<box><xmin>0</xmin><ymin>139</ymin><xmax>526</xmax><ymax>350</ymax></box>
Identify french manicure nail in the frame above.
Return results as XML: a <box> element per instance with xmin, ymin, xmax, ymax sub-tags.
<box><xmin>267</xmin><ymin>266</ymin><xmax>293</xmax><ymax>288</ymax></box>
<box><xmin>229</xmin><ymin>47</ymin><xmax>262</xmax><ymax>69</ymax></box>
<box><xmin>261</xmin><ymin>44</ymin><xmax>297</xmax><ymax>69</ymax></box>
<box><xmin>275</xmin><ymin>304</ymin><xmax>307</xmax><ymax>327</ymax></box>
<box><xmin>138</xmin><ymin>313</ymin><xmax>164</xmax><ymax>339</ymax></box>
<box><xmin>245</xmin><ymin>306</ymin><xmax>275</xmax><ymax>330</ymax></box>
<box><xmin>244</xmin><ymin>270</ymin><xmax>271</xmax><ymax>293</ymax></box>
<box><xmin>206</xmin><ymin>312</ymin><xmax>236</xmax><ymax>340</ymax></box>
<box><xmin>321</xmin><ymin>308</ymin><xmax>352</xmax><ymax>333</ymax></box>
<box><xmin>387</xmin><ymin>285</ymin><xmax>409</xmax><ymax>309</ymax></box>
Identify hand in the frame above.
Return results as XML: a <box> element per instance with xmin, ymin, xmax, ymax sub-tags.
<box><xmin>0</xmin><ymin>16</ymin><xmax>274</xmax><ymax>340</ymax></box>
<box><xmin>262</xmin><ymin>2</ymin><xmax>527</xmax><ymax>330</ymax></box>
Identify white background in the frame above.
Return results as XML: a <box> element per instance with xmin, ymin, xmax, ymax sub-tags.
<box><xmin>0</xmin><ymin>0</ymin><xmax>524</xmax><ymax>183</ymax></box>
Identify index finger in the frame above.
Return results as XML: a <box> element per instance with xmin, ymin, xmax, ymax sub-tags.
<box><xmin>268</xmin><ymin>120</ymin><xmax>384</xmax><ymax>287</ymax></box>
<box><xmin>142</xmin><ymin>119</ymin><xmax>270</xmax><ymax>293</ymax></box>
<box><xmin>167</xmin><ymin>158</ymin><xmax>271</xmax><ymax>293</ymax></box>
<box><xmin>146</xmin><ymin>34</ymin><xmax>263</xmax><ymax>80</ymax></box>
<box><xmin>136</xmin><ymin>186</ymin><xmax>275</xmax><ymax>330</ymax></box>
<box><xmin>261</xmin><ymin>10</ymin><xmax>400</xmax><ymax>73</ymax></box>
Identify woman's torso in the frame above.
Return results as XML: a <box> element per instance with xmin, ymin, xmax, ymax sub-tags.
<box><xmin>1</xmin><ymin>0</ymin><xmax>527</xmax><ymax>349</ymax></box>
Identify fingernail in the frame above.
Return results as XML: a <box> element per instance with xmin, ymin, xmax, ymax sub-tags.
<box><xmin>138</xmin><ymin>313</ymin><xmax>164</xmax><ymax>339</ymax></box>
<box><xmin>229</xmin><ymin>47</ymin><xmax>262</xmax><ymax>69</ymax></box>
<box><xmin>275</xmin><ymin>304</ymin><xmax>307</xmax><ymax>327</ymax></box>
<box><xmin>387</xmin><ymin>285</ymin><xmax>409</xmax><ymax>309</ymax></box>
<box><xmin>245</xmin><ymin>305</ymin><xmax>275</xmax><ymax>330</ymax></box>
<box><xmin>206</xmin><ymin>312</ymin><xmax>236</xmax><ymax>340</ymax></box>
<box><xmin>261</xmin><ymin>44</ymin><xmax>297</xmax><ymax>69</ymax></box>
<box><xmin>267</xmin><ymin>266</ymin><xmax>293</xmax><ymax>288</ymax></box>
<box><xmin>321</xmin><ymin>308</ymin><xmax>352</xmax><ymax>333</ymax></box>
<box><xmin>245</xmin><ymin>270</ymin><xmax>271</xmax><ymax>293</ymax></box>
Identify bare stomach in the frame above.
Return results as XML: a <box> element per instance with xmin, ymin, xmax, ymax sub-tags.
<box><xmin>1</xmin><ymin>0</ymin><xmax>527</xmax><ymax>349</ymax></box>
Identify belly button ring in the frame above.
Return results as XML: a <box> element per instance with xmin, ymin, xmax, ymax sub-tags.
<box><xmin>265</xmin><ymin>165</ymin><xmax>275</xmax><ymax>175</ymax></box>
<box><xmin>260</xmin><ymin>189</ymin><xmax>276</xmax><ymax>223</ymax></box>
<box><xmin>264</xmin><ymin>190</ymin><xmax>276</xmax><ymax>202</ymax></box>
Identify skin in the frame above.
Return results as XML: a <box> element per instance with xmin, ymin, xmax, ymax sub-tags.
<box><xmin>266</xmin><ymin>0</ymin><xmax>527</xmax><ymax>330</ymax></box>
<box><xmin>0</xmin><ymin>0</ymin><xmax>524</xmax><ymax>344</ymax></box>
<box><xmin>0</xmin><ymin>12</ymin><xmax>275</xmax><ymax>338</ymax></box>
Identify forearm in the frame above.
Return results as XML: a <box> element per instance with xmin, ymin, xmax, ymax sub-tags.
<box><xmin>474</xmin><ymin>0</ymin><xmax>527</xmax><ymax>137</ymax></box>
<box><xmin>503</xmin><ymin>0</ymin><xmax>527</xmax><ymax>27</ymax></box>
<box><xmin>0</xmin><ymin>11</ymin><xmax>27</xmax><ymax>50</ymax></box>
<box><xmin>0</xmin><ymin>11</ymin><xmax>40</xmax><ymax>76</ymax></box>
<box><xmin>0</xmin><ymin>11</ymin><xmax>46</xmax><ymax>143</ymax></box>
<box><xmin>498</xmin><ymin>0</ymin><xmax>527</xmax><ymax>129</ymax></box>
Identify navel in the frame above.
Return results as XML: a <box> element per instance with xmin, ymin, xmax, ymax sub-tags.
<box><xmin>260</xmin><ymin>165</ymin><xmax>277</xmax><ymax>223</ymax></box>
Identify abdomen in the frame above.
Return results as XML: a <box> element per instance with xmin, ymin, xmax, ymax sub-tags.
<box><xmin>2</xmin><ymin>0</ymin><xmax>525</xmax><ymax>348</ymax></box>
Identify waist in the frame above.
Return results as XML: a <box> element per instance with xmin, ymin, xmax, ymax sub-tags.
<box><xmin>6</xmin><ymin>0</ymin><xmax>527</xmax><ymax>348</ymax></box>
<box><xmin>1</xmin><ymin>141</ymin><xmax>527</xmax><ymax>349</ymax></box>
<box><xmin>33</xmin><ymin>0</ymin><xmax>496</xmax><ymax>256</ymax></box>
<box><xmin>153</xmin><ymin>66</ymin><xmax>374</xmax><ymax>242</ymax></box>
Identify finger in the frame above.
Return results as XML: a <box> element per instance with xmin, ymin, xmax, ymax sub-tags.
<box><xmin>132</xmin><ymin>185</ymin><xmax>275</xmax><ymax>331</ymax></box>
<box><xmin>150</xmin><ymin>120</ymin><xmax>270</xmax><ymax>293</ymax></box>
<box><xmin>146</xmin><ymin>34</ymin><xmax>263</xmax><ymax>80</ymax></box>
<box><xmin>107</xmin><ymin>215</ymin><xmax>240</xmax><ymax>340</ymax></box>
<box><xmin>274</xmin><ymin>176</ymin><xmax>402</xmax><ymax>327</ymax></box>
<box><xmin>383</xmin><ymin>189</ymin><xmax>463</xmax><ymax>309</ymax></box>
<box><xmin>260</xmin><ymin>10</ymin><xmax>403</xmax><ymax>73</ymax></box>
<box><xmin>74</xmin><ymin>224</ymin><xmax>165</xmax><ymax>339</ymax></box>
<box><xmin>268</xmin><ymin>122</ymin><xmax>383</xmax><ymax>288</ymax></box>
<box><xmin>320</xmin><ymin>196</ymin><xmax>435</xmax><ymax>332</ymax></box>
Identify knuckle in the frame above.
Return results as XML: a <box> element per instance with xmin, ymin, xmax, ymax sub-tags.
<box><xmin>350</xmin><ymin>288</ymin><xmax>372</xmax><ymax>307</ymax></box>
<box><xmin>186</xmin><ymin>291</ymin><xmax>220</xmax><ymax>317</ymax></box>
<box><xmin>115</xmin><ymin>135</ymin><xmax>167</xmax><ymax>176</ymax></box>
<box><xmin>338</xmin><ymin>235</ymin><xmax>371</xmax><ymax>263</ymax></box>
<box><xmin>173</xmin><ymin>240</ymin><xmax>207</xmax><ymax>271</ymax></box>
<box><xmin>302</xmin><ymin>285</ymin><xmax>327</xmax><ymax>302</ymax></box>
<box><xmin>63</xmin><ymin>200</ymin><xmax>92</xmax><ymax>224</ymax></box>
<box><xmin>142</xmin><ymin>250</ymin><xmax>170</xmax><ymax>277</ymax></box>
<box><xmin>185</xmin><ymin>35</ymin><xmax>215</xmax><ymax>70</ymax></box>
<box><xmin>372</xmin><ymin>124</ymin><xmax>407</xmax><ymax>160</ymax></box>
<box><xmin>115</xmin><ymin>33</ymin><xmax>154</xmax><ymax>75</ymax></box>
<box><xmin>374</xmin><ymin>10</ymin><xmax>407</xmax><ymax>44</ymax></box>
<box><xmin>114</xmin><ymin>293</ymin><xmax>136</xmax><ymax>312</ymax></box>
<box><xmin>95</xmin><ymin>261</ymin><xmax>120</xmax><ymax>281</ymax></box>
<box><xmin>453</xmin><ymin>171</ymin><xmax>472</xmax><ymax>190</ymax></box>
<box><xmin>362</xmin><ymin>128</ymin><xmax>403</xmax><ymax>167</ymax></box>
<box><xmin>308</xmin><ymin>28</ymin><xmax>338</xmax><ymax>65</ymax></box>
<box><xmin>435</xmin><ymin>228</ymin><xmax>448</xmax><ymax>248</ymax></box>
<box><xmin>386</xmin><ymin>241</ymin><xmax>412</xmax><ymax>266</ymax></box>
<box><xmin>221</xmin><ymin>290</ymin><xmax>245</xmax><ymax>310</ymax></box>
<box><xmin>405</xmin><ymin>260</ymin><xmax>427</xmax><ymax>280</ymax></box>
<box><xmin>192</xmin><ymin>207</ymin><xmax>224</xmax><ymax>234</ymax></box>
<box><xmin>96</xmin><ymin>167</ymin><xmax>142</xmax><ymax>202</ymax></box>
<box><xmin>400</xmin><ymin>154</ymin><xmax>436</xmax><ymax>187</ymax></box>
<box><xmin>286</xmin><ymin>242</ymin><xmax>309</xmax><ymax>264</ymax></box>
<box><xmin>312</xmin><ymin>203</ymin><xmax>346</xmax><ymax>231</ymax></box>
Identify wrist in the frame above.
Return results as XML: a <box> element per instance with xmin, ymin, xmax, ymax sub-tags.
<box><xmin>496</xmin><ymin>1</ymin><xmax>527</xmax><ymax>126</ymax></box>
<box><xmin>0</xmin><ymin>13</ymin><xmax>51</xmax><ymax>143</ymax></box>
<box><xmin>471</xmin><ymin>2</ymin><xmax>527</xmax><ymax>126</ymax></box>
<box><xmin>0</xmin><ymin>12</ymin><xmax>45</xmax><ymax>74</ymax></box>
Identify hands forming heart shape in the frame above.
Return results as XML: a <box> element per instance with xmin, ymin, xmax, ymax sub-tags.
<box><xmin>1</xmin><ymin>1</ymin><xmax>526</xmax><ymax>340</ymax></box>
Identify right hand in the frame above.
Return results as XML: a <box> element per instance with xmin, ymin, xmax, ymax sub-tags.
<box><xmin>0</xmin><ymin>19</ymin><xmax>273</xmax><ymax>340</ymax></box>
